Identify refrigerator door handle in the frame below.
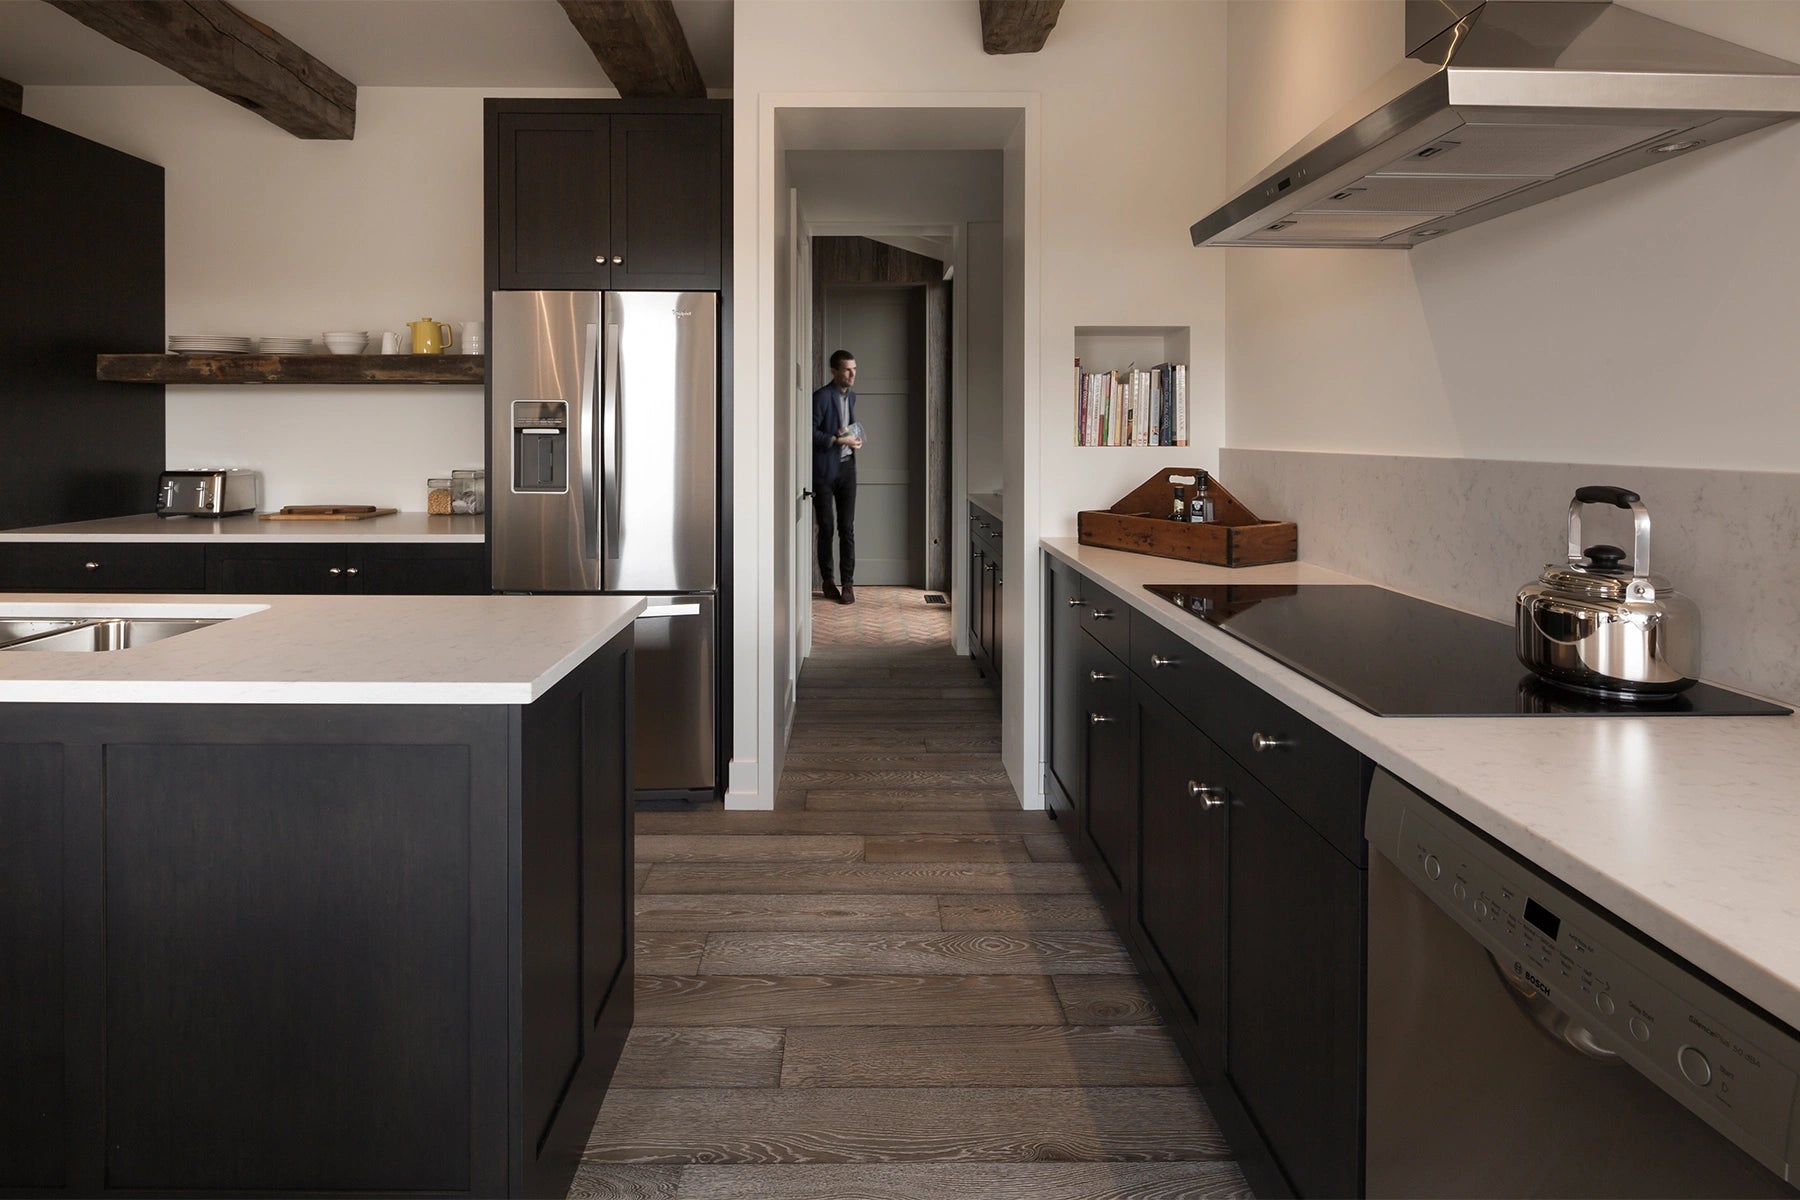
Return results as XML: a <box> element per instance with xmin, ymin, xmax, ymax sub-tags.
<box><xmin>579</xmin><ymin>320</ymin><xmax>600</xmax><ymax>562</ymax></box>
<box><xmin>602</xmin><ymin>318</ymin><xmax>622</xmax><ymax>565</ymax></box>
<box><xmin>640</xmin><ymin>602</ymin><xmax>702</xmax><ymax>618</ymax></box>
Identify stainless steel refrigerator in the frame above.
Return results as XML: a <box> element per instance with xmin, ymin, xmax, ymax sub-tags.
<box><xmin>490</xmin><ymin>290</ymin><xmax>717</xmax><ymax>798</ymax></box>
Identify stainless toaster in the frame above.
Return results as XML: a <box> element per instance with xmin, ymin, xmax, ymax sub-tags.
<box><xmin>156</xmin><ymin>469</ymin><xmax>262</xmax><ymax>517</ymax></box>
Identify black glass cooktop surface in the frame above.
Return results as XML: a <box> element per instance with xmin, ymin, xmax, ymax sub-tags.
<box><xmin>1142</xmin><ymin>583</ymin><xmax>1791</xmax><ymax>718</ymax></box>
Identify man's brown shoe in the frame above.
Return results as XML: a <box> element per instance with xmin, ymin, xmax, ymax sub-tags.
<box><xmin>821</xmin><ymin>581</ymin><xmax>841</xmax><ymax>601</ymax></box>
<box><xmin>840</xmin><ymin>584</ymin><xmax>856</xmax><ymax>605</ymax></box>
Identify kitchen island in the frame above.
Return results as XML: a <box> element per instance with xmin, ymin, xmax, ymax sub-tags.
<box><xmin>0</xmin><ymin>592</ymin><xmax>640</xmax><ymax>1198</ymax></box>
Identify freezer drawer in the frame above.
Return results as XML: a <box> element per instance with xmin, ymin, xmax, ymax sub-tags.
<box><xmin>631</xmin><ymin>594</ymin><xmax>715</xmax><ymax>794</ymax></box>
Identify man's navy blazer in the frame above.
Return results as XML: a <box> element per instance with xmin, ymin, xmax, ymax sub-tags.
<box><xmin>811</xmin><ymin>383</ymin><xmax>856</xmax><ymax>487</ymax></box>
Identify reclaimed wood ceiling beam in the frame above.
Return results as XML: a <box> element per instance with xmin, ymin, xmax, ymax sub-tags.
<box><xmin>42</xmin><ymin>0</ymin><xmax>355</xmax><ymax>139</ymax></box>
<box><xmin>557</xmin><ymin>0</ymin><xmax>705</xmax><ymax>99</ymax></box>
<box><xmin>1</xmin><ymin>76</ymin><xmax>21</xmax><ymax>113</ymax></box>
<box><xmin>979</xmin><ymin>0</ymin><xmax>1065</xmax><ymax>54</ymax></box>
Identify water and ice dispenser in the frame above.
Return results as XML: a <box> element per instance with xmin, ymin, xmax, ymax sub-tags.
<box><xmin>511</xmin><ymin>400</ymin><xmax>568</xmax><ymax>493</ymax></box>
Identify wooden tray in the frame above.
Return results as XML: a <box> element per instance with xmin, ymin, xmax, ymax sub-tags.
<box><xmin>258</xmin><ymin>506</ymin><xmax>398</xmax><ymax>521</ymax></box>
<box><xmin>1077</xmin><ymin>468</ymin><xmax>1296</xmax><ymax>568</ymax></box>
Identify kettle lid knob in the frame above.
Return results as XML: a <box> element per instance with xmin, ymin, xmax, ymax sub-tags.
<box><xmin>1584</xmin><ymin>544</ymin><xmax>1627</xmax><ymax>570</ymax></box>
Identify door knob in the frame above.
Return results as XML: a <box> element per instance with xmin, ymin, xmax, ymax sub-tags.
<box><xmin>801</xmin><ymin>487</ymin><xmax>814</xmax><ymax>500</ymax></box>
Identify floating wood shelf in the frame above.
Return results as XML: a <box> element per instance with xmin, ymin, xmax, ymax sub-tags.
<box><xmin>97</xmin><ymin>353</ymin><xmax>486</xmax><ymax>385</ymax></box>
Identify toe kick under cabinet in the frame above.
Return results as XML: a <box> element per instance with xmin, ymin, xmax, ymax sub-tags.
<box><xmin>1044</xmin><ymin>551</ymin><xmax>1371</xmax><ymax>1199</ymax></box>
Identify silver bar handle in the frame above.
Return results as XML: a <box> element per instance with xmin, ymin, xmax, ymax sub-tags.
<box><xmin>1088</xmin><ymin>670</ymin><xmax>1114</xmax><ymax>682</ymax></box>
<box><xmin>602</xmin><ymin>319</ymin><xmax>622</xmax><ymax>566</ymax></box>
<box><xmin>640</xmin><ymin>602</ymin><xmax>702</xmax><ymax>618</ymax></box>
<box><xmin>580</xmin><ymin>321</ymin><xmax>600</xmax><ymax>562</ymax></box>
<box><xmin>1090</xmin><ymin>609</ymin><xmax>1113</xmax><ymax>620</ymax></box>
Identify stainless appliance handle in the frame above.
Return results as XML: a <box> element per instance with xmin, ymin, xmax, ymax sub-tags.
<box><xmin>602</xmin><ymin>319</ymin><xmax>622</xmax><ymax>564</ymax></box>
<box><xmin>1487</xmin><ymin>951</ymin><xmax>1622</xmax><ymax>1063</ymax></box>
<box><xmin>579</xmin><ymin>321</ymin><xmax>600</xmax><ymax>562</ymax></box>
<box><xmin>640</xmin><ymin>603</ymin><xmax>702</xmax><ymax>618</ymax></box>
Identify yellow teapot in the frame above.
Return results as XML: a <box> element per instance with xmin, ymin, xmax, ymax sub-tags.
<box><xmin>407</xmin><ymin>318</ymin><xmax>455</xmax><ymax>355</ymax></box>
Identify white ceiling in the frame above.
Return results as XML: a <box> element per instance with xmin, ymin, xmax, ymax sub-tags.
<box><xmin>0</xmin><ymin>0</ymin><xmax>733</xmax><ymax>91</ymax></box>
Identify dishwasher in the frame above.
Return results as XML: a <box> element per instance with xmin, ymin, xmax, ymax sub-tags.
<box><xmin>1366</xmin><ymin>769</ymin><xmax>1800</xmax><ymax>1198</ymax></box>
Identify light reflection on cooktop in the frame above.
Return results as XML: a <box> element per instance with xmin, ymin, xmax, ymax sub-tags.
<box><xmin>1143</xmin><ymin>583</ymin><xmax>1790</xmax><ymax>718</ymax></box>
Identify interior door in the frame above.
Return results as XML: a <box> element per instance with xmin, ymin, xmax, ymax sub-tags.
<box><xmin>820</xmin><ymin>284</ymin><xmax>923</xmax><ymax>586</ymax></box>
<box><xmin>793</xmin><ymin>194</ymin><xmax>813</xmax><ymax>676</ymax></box>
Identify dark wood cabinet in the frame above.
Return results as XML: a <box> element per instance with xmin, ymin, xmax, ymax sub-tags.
<box><xmin>0</xmin><ymin>630</ymin><xmax>633</xmax><ymax>1198</ymax></box>
<box><xmin>1221</xmin><ymin>752</ymin><xmax>1366</xmax><ymax>1199</ymax></box>
<box><xmin>1043</xmin><ymin>552</ymin><xmax>1370</xmax><ymax>1197</ymax></box>
<box><xmin>488</xmin><ymin>102</ymin><xmax>724</xmax><ymax>293</ymax></box>
<box><xmin>0</xmin><ymin>541</ymin><xmax>486</xmax><ymax>596</ymax></box>
<box><xmin>0</xmin><ymin>542</ymin><xmax>205</xmax><ymax>593</ymax></box>
<box><xmin>1133</xmin><ymin>680</ymin><xmax>1228</xmax><ymax>1083</ymax></box>
<box><xmin>969</xmin><ymin>504</ymin><xmax>1003</xmax><ymax>684</ymax></box>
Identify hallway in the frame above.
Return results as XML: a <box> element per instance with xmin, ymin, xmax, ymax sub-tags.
<box><xmin>573</xmin><ymin>588</ymin><xmax>1248</xmax><ymax>1198</ymax></box>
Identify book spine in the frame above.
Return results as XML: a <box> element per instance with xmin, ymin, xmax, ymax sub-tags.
<box><xmin>1175</xmin><ymin>364</ymin><xmax>1187</xmax><ymax>447</ymax></box>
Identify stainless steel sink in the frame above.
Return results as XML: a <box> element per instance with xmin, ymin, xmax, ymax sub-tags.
<box><xmin>0</xmin><ymin>617</ymin><xmax>222</xmax><ymax>652</ymax></box>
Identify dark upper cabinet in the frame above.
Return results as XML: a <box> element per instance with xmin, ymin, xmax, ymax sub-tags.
<box><xmin>1222</xmin><ymin>752</ymin><xmax>1365</xmax><ymax>1199</ymax></box>
<box><xmin>610</xmin><ymin>114</ymin><xmax>723</xmax><ymax>291</ymax></box>
<box><xmin>1133</xmin><ymin>680</ymin><xmax>1228</xmax><ymax>1084</ymax></box>
<box><xmin>494</xmin><ymin>112</ymin><xmax>612</xmax><ymax>291</ymax></box>
<box><xmin>488</xmin><ymin>102</ymin><xmax>725</xmax><ymax>293</ymax></box>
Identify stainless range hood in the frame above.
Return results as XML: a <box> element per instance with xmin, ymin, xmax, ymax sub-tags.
<box><xmin>1192</xmin><ymin>1</ymin><xmax>1800</xmax><ymax>249</ymax></box>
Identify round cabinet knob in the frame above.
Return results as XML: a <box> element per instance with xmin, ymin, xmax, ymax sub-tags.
<box><xmin>1596</xmin><ymin>992</ymin><xmax>1616</xmax><ymax>1016</ymax></box>
<box><xmin>1677</xmin><ymin>1045</ymin><xmax>1713</xmax><ymax>1087</ymax></box>
<box><xmin>1090</xmin><ymin>609</ymin><xmax>1113</xmax><ymax>620</ymax></box>
<box><xmin>1149</xmin><ymin>654</ymin><xmax>1178</xmax><ymax>669</ymax></box>
<box><xmin>344</xmin><ymin>567</ymin><xmax>359</xmax><ymax>576</ymax></box>
<box><xmin>1629</xmin><ymin>1016</ymin><xmax>1651</xmax><ymax>1042</ymax></box>
<box><xmin>595</xmin><ymin>254</ymin><xmax>606</xmax><ymax>263</ymax></box>
<box><xmin>1088</xmin><ymin>670</ymin><xmax>1114</xmax><ymax>682</ymax></box>
<box><xmin>1187</xmin><ymin>781</ymin><xmax>1227</xmax><ymax>809</ymax></box>
<box><xmin>611</xmin><ymin>255</ymin><xmax>623</xmax><ymax>264</ymax></box>
<box><xmin>1424</xmin><ymin>854</ymin><xmax>1442</xmax><ymax>880</ymax></box>
<box><xmin>1066</xmin><ymin>596</ymin><xmax>1085</xmax><ymax>607</ymax></box>
<box><xmin>1452</xmin><ymin>881</ymin><xmax>1468</xmax><ymax>902</ymax></box>
<box><xmin>1089</xmin><ymin>713</ymin><xmax>1114</xmax><ymax>725</ymax></box>
<box><xmin>1250</xmin><ymin>732</ymin><xmax>1292</xmax><ymax>753</ymax></box>
<box><xmin>329</xmin><ymin>567</ymin><xmax>343</xmax><ymax>575</ymax></box>
<box><xmin>84</xmin><ymin>561</ymin><xmax>100</xmax><ymax>570</ymax></box>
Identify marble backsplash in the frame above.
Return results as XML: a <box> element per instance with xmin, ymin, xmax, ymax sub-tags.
<box><xmin>1221</xmin><ymin>448</ymin><xmax>1800</xmax><ymax>706</ymax></box>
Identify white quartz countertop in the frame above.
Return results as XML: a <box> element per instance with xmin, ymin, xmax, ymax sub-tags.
<box><xmin>0</xmin><ymin>513</ymin><xmax>485</xmax><ymax>543</ymax></box>
<box><xmin>0</xmin><ymin>593</ymin><xmax>641</xmax><ymax>705</ymax></box>
<box><xmin>1043</xmin><ymin>537</ymin><xmax>1800</xmax><ymax>1030</ymax></box>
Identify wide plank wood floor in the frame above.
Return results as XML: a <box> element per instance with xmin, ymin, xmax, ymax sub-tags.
<box><xmin>575</xmin><ymin>587</ymin><xmax>1249</xmax><ymax>1199</ymax></box>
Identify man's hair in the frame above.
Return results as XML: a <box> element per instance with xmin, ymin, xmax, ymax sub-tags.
<box><xmin>829</xmin><ymin>349</ymin><xmax>855</xmax><ymax>369</ymax></box>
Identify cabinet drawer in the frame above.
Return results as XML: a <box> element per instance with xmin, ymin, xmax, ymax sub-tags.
<box><xmin>0</xmin><ymin>542</ymin><xmax>206</xmax><ymax>592</ymax></box>
<box><xmin>1210</xmin><ymin>673</ymin><xmax>1367</xmax><ymax>862</ymax></box>
<box><xmin>1056</xmin><ymin>571</ymin><xmax>1127</xmax><ymax>659</ymax></box>
<box><xmin>1129</xmin><ymin>608</ymin><xmax>1235</xmax><ymax>726</ymax></box>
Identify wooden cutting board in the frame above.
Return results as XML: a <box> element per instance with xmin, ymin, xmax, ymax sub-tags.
<box><xmin>258</xmin><ymin>506</ymin><xmax>399</xmax><ymax>521</ymax></box>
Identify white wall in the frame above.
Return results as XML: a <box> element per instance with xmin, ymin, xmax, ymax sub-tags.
<box><xmin>734</xmin><ymin>0</ymin><xmax>1229</xmax><ymax>807</ymax></box>
<box><xmin>1223</xmin><ymin>0</ymin><xmax>1800</xmax><ymax>472</ymax></box>
<box><xmin>787</xmin><ymin>150</ymin><xmax>1002</xmax><ymax>224</ymax></box>
<box><xmin>23</xmin><ymin>84</ymin><xmax>615</xmax><ymax>511</ymax></box>
<box><xmin>966</xmin><ymin>220</ymin><xmax>1004</xmax><ymax>494</ymax></box>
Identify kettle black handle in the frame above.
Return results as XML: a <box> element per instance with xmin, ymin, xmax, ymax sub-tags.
<box><xmin>1573</xmin><ymin>485</ymin><xmax>1641</xmax><ymax>509</ymax></box>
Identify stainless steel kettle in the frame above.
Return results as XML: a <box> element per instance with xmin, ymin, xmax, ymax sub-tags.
<box><xmin>1515</xmin><ymin>486</ymin><xmax>1699</xmax><ymax>698</ymax></box>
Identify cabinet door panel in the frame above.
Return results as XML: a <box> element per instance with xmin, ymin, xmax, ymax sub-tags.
<box><xmin>1079</xmin><ymin>633</ymin><xmax>1134</xmax><ymax>926</ymax></box>
<box><xmin>497</xmin><ymin>113</ymin><xmax>610</xmax><ymax>290</ymax></box>
<box><xmin>1046</xmin><ymin>559</ymin><xmax>1088</xmax><ymax>820</ymax></box>
<box><xmin>610</xmin><ymin>115</ymin><xmax>722</xmax><ymax>290</ymax></box>
<box><xmin>0</xmin><ymin>743</ymin><xmax>65</xmax><ymax>1189</ymax></box>
<box><xmin>1134</xmin><ymin>683</ymin><xmax>1227</xmax><ymax>1082</ymax></box>
<box><xmin>0</xmin><ymin>542</ymin><xmax>204</xmax><ymax>592</ymax></box>
<box><xmin>355</xmin><ymin>543</ymin><xmax>488</xmax><ymax>595</ymax></box>
<box><xmin>205</xmin><ymin>545</ymin><xmax>347</xmax><ymax>594</ymax></box>
<box><xmin>1224</xmin><ymin>756</ymin><xmax>1365</xmax><ymax>1198</ymax></box>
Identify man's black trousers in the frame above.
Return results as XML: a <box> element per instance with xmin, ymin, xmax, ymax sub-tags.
<box><xmin>814</xmin><ymin>455</ymin><xmax>856</xmax><ymax>586</ymax></box>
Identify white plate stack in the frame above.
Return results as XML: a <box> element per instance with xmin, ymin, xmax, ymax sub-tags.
<box><xmin>258</xmin><ymin>336</ymin><xmax>318</xmax><ymax>355</ymax></box>
<box><xmin>168</xmin><ymin>334</ymin><xmax>255</xmax><ymax>355</ymax></box>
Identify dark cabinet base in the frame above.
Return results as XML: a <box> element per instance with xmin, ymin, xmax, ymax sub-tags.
<box><xmin>0</xmin><ymin>630</ymin><xmax>633</xmax><ymax>1197</ymax></box>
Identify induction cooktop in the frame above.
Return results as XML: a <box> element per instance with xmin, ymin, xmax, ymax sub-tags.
<box><xmin>1142</xmin><ymin>583</ymin><xmax>1791</xmax><ymax>718</ymax></box>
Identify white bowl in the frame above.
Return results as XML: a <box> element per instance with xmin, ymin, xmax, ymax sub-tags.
<box><xmin>323</xmin><ymin>335</ymin><xmax>368</xmax><ymax>353</ymax></box>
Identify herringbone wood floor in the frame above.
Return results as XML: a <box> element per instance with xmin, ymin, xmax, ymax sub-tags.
<box><xmin>570</xmin><ymin>588</ymin><xmax>1249</xmax><ymax>1199</ymax></box>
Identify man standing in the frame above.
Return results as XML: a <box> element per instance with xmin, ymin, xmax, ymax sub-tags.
<box><xmin>812</xmin><ymin>349</ymin><xmax>864</xmax><ymax>604</ymax></box>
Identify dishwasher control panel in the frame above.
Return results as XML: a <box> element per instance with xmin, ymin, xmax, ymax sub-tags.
<box><xmin>1367</xmin><ymin>769</ymin><xmax>1800</xmax><ymax>1184</ymax></box>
